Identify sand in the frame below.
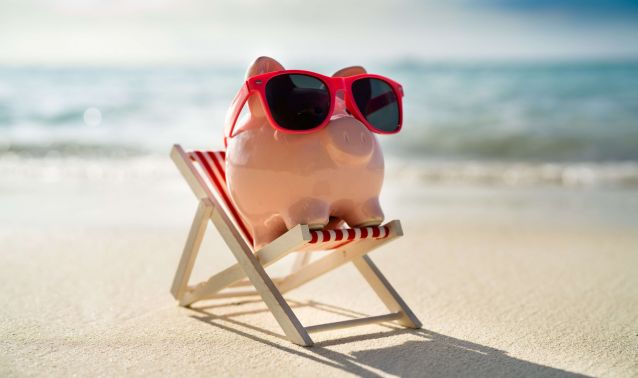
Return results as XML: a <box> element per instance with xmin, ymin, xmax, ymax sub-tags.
<box><xmin>1</xmin><ymin>164</ymin><xmax>637</xmax><ymax>377</ymax></box>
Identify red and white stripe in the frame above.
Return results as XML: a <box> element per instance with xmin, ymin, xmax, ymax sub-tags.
<box><xmin>309</xmin><ymin>226</ymin><xmax>389</xmax><ymax>244</ymax></box>
<box><xmin>188</xmin><ymin>150</ymin><xmax>254</xmax><ymax>247</ymax></box>
<box><xmin>186</xmin><ymin>150</ymin><xmax>390</xmax><ymax>251</ymax></box>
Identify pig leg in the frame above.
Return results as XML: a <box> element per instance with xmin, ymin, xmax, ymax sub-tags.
<box><xmin>281</xmin><ymin>198</ymin><xmax>330</xmax><ymax>230</ymax></box>
<box><xmin>342</xmin><ymin>197</ymin><xmax>384</xmax><ymax>228</ymax></box>
<box><xmin>250</xmin><ymin>215</ymin><xmax>288</xmax><ymax>250</ymax></box>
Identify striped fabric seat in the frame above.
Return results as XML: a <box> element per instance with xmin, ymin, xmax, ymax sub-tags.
<box><xmin>187</xmin><ymin>150</ymin><xmax>390</xmax><ymax>252</ymax></box>
<box><xmin>188</xmin><ymin>150</ymin><xmax>254</xmax><ymax>246</ymax></box>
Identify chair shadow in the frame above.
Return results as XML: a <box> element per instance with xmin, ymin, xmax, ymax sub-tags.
<box><xmin>187</xmin><ymin>298</ymin><xmax>589</xmax><ymax>378</ymax></box>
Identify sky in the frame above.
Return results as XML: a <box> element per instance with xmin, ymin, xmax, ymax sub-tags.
<box><xmin>1</xmin><ymin>0</ymin><xmax>637</xmax><ymax>66</ymax></box>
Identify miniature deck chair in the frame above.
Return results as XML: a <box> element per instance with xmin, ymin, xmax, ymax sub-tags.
<box><xmin>169</xmin><ymin>144</ymin><xmax>421</xmax><ymax>346</ymax></box>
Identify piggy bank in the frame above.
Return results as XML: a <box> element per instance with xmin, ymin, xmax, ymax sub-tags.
<box><xmin>225</xmin><ymin>57</ymin><xmax>403</xmax><ymax>249</ymax></box>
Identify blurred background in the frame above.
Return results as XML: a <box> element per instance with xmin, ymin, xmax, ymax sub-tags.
<box><xmin>2</xmin><ymin>3</ymin><xmax>638</xmax><ymax>375</ymax></box>
<box><xmin>1</xmin><ymin>0</ymin><xmax>638</xmax><ymax>226</ymax></box>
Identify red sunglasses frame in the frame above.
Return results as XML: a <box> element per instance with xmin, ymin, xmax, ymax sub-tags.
<box><xmin>224</xmin><ymin>70</ymin><xmax>404</xmax><ymax>142</ymax></box>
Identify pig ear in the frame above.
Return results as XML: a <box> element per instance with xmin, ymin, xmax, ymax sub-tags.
<box><xmin>245</xmin><ymin>57</ymin><xmax>285</xmax><ymax>118</ymax></box>
<box><xmin>245</xmin><ymin>56</ymin><xmax>285</xmax><ymax>79</ymax></box>
<box><xmin>332</xmin><ymin>66</ymin><xmax>367</xmax><ymax>77</ymax></box>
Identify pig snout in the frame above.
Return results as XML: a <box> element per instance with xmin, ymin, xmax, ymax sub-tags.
<box><xmin>322</xmin><ymin>116</ymin><xmax>375</xmax><ymax>164</ymax></box>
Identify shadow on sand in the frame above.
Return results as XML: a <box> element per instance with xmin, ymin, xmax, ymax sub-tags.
<box><xmin>188</xmin><ymin>298</ymin><xmax>588</xmax><ymax>377</ymax></box>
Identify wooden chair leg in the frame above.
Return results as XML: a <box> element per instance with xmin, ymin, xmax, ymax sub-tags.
<box><xmin>291</xmin><ymin>251</ymin><xmax>311</xmax><ymax>273</ymax></box>
<box><xmin>210</xmin><ymin>207</ymin><xmax>314</xmax><ymax>346</ymax></box>
<box><xmin>179</xmin><ymin>224</ymin><xmax>311</xmax><ymax>306</ymax></box>
<box><xmin>352</xmin><ymin>255</ymin><xmax>422</xmax><ymax>329</ymax></box>
<box><xmin>171</xmin><ymin>199</ymin><xmax>214</xmax><ymax>301</ymax></box>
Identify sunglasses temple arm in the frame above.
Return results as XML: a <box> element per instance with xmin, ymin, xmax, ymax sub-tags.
<box><xmin>224</xmin><ymin>83</ymin><xmax>250</xmax><ymax>148</ymax></box>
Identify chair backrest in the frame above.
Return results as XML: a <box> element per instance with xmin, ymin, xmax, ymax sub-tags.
<box><xmin>186</xmin><ymin>149</ymin><xmax>255</xmax><ymax>247</ymax></box>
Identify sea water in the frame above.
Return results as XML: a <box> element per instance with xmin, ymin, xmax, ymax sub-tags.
<box><xmin>1</xmin><ymin>62</ymin><xmax>637</xmax><ymax>187</ymax></box>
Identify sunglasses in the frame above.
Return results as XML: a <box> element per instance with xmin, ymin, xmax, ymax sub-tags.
<box><xmin>224</xmin><ymin>70</ymin><xmax>404</xmax><ymax>142</ymax></box>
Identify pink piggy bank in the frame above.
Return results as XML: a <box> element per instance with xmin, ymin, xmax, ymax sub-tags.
<box><xmin>225</xmin><ymin>57</ymin><xmax>404</xmax><ymax>249</ymax></box>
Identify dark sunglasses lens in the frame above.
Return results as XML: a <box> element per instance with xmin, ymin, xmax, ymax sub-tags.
<box><xmin>265</xmin><ymin>74</ymin><xmax>330</xmax><ymax>131</ymax></box>
<box><xmin>351</xmin><ymin>78</ymin><xmax>400</xmax><ymax>132</ymax></box>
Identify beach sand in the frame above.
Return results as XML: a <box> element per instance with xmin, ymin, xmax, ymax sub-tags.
<box><xmin>1</xmin><ymin>160</ymin><xmax>637</xmax><ymax>377</ymax></box>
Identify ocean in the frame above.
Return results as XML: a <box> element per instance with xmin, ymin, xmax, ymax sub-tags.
<box><xmin>1</xmin><ymin>62</ymin><xmax>637</xmax><ymax>187</ymax></box>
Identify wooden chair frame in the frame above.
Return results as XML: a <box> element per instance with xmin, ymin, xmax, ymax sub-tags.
<box><xmin>169</xmin><ymin>144</ymin><xmax>421</xmax><ymax>346</ymax></box>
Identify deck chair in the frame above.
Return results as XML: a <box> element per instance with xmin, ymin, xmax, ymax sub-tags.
<box><xmin>169</xmin><ymin>144</ymin><xmax>421</xmax><ymax>346</ymax></box>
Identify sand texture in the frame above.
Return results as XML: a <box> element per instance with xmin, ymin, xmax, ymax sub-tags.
<box><xmin>1</xmin><ymin>173</ymin><xmax>637</xmax><ymax>377</ymax></box>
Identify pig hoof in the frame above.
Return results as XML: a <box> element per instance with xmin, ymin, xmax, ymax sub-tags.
<box><xmin>282</xmin><ymin>198</ymin><xmax>330</xmax><ymax>230</ymax></box>
<box><xmin>308</xmin><ymin>223</ymin><xmax>328</xmax><ymax>230</ymax></box>
<box><xmin>355</xmin><ymin>219</ymin><xmax>383</xmax><ymax>228</ymax></box>
<box><xmin>342</xmin><ymin>198</ymin><xmax>384</xmax><ymax>229</ymax></box>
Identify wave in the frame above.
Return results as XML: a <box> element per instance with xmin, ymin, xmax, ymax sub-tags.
<box><xmin>0</xmin><ymin>141</ymin><xmax>149</xmax><ymax>158</ymax></box>
<box><xmin>382</xmin><ymin>125</ymin><xmax>638</xmax><ymax>162</ymax></box>
<box><xmin>387</xmin><ymin>159</ymin><xmax>638</xmax><ymax>188</ymax></box>
<box><xmin>2</xmin><ymin>152</ymin><xmax>638</xmax><ymax>189</ymax></box>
